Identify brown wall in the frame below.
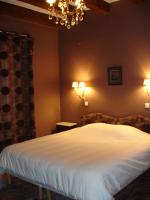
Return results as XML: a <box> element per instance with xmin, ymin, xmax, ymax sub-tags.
<box><xmin>0</xmin><ymin>15</ymin><xmax>60</xmax><ymax>137</ymax></box>
<box><xmin>59</xmin><ymin>0</ymin><xmax>150</xmax><ymax>122</ymax></box>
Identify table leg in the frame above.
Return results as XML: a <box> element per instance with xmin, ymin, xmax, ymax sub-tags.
<box><xmin>47</xmin><ymin>189</ymin><xmax>52</xmax><ymax>200</ymax></box>
<box><xmin>7</xmin><ymin>173</ymin><xmax>11</xmax><ymax>184</ymax></box>
<box><xmin>38</xmin><ymin>186</ymin><xmax>43</xmax><ymax>200</ymax></box>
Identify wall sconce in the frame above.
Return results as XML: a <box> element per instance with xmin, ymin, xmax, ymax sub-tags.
<box><xmin>72</xmin><ymin>81</ymin><xmax>87</xmax><ymax>100</ymax></box>
<box><xmin>143</xmin><ymin>79</ymin><xmax>150</xmax><ymax>96</ymax></box>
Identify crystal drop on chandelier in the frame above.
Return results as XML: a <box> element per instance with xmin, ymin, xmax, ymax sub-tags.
<box><xmin>46</xmin><ymin>0</ymin><xmax>86</xmax><ymax>29</ymax></box>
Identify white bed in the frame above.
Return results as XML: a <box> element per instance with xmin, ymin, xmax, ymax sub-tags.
<box><xmin>0</xmin><ymin>123</ymin><xmax>150</xmax><ymax>200</ymax></box>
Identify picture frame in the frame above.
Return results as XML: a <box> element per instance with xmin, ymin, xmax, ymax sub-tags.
<box><xmin>107</xmin><ymin>66</ymin><xmax>122</xmax><ymax>85</ymax></box>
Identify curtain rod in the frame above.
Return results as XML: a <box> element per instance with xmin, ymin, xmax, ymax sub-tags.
<box><xmin>0</xmin><ymin>30</ymin><xmax>32</xmax><ymax>38</ymax></box>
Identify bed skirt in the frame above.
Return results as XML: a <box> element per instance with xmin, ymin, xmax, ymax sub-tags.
<box><xmin>51</xmin><ymin>169</ymin><xmax>150</xmax><ymax>200</ymax></box>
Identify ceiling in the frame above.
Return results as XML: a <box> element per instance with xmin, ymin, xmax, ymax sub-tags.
<box><xmin>0</xmin><ymin>0</ymin><xmax>113</xmax><ymax>15</ymax></box>
<box><xmin>0</xmin><ymin>0</ymin><xmax>144</xmax><ymax>28</ymax></box>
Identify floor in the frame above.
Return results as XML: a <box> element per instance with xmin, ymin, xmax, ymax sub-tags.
<box><xmin>1</xmin><ymin>170</ymin><xmax>150</xmax><ymax>200</ymax></box>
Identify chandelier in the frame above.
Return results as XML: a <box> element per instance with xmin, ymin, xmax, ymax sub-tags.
<box><xmin>46</xmin><ymin>0</ymin><xmax>86</xmax><ymax>29</ymax></box>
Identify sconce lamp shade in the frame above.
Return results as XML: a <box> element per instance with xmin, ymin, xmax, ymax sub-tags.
<box><xmin>144</xmin><ymin>79</ymin><xmax>150</xmax><ymax>96</ymax></box>
<box><xmin>72</xmin><ymin>81</ymin><xmax>86</xmax><ymax>88</ymax></box>
<box><xmin>143</xmin><ymin>79</ymin><xmax>150</xmax><ymax>86</ymax></box>
<box><xmin>72</xmin><ymin>81</ymin><xmax>88</xmax><ymax>101</ymax></box>
<box><xmin>79</xmin><ymin>82</ymin><xmax>86</xmax><ymax>88</ymax></box>
<box><xmin>72</xmin><ymin>82</ymin><xmax>78</xmax><ymax>88</ymax></box>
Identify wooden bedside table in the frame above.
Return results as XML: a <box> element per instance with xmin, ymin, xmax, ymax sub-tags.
<box><xmin>56</xmin><ymin>122</ymin><xmax>77</xmax><ymax>133</ymax></box>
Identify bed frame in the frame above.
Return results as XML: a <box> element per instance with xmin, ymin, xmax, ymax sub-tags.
<box><xmin>80</xmin><ymin>113</ymin><xmax>150</xmax><ymax>133</ymax></box>
<box><xmin>6</xmin><ymin>113</ymin><xmax>150</xmax><ymax>200</ymax></box>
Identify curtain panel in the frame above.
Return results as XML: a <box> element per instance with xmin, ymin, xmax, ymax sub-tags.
<box><xmin>0</xmin><ymin>30</ymin><xmax>35</xmax><ymax>151</ymax></box>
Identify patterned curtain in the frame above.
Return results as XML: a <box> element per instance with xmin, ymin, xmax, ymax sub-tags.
<box><xmin>0</xmin><ymin>30</ymin><xmax>35</xmax><ymax>151</ymax></box>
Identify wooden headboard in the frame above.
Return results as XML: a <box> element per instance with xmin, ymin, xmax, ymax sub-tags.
<box><xmin>80</xmin><ymin>113</ymin><xmax>150</xmax><ymax>133</ymax></box>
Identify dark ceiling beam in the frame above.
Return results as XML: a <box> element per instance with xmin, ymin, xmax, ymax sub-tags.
<box><xmin>18</xmin><ymin>0</ymin><xmax>48</xmax><ymax>10</ymax></box>
<box><xmin>0</xmin><ymin>1</ymin><xmax>57</xmax><ymax>28</ymax></box>
<box><xmin>83</xmin><ymin>0</ymin><xmax>110</xmax><ymax>15</ymax></box>
<box><xmin>19</xmin><ymin>0</ymin><xmax>110</xmax><ymax>15</ymax></box>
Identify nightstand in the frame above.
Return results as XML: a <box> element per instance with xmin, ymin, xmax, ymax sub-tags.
<box><xmin>56</xmin><ymin>122</ymin><xmax>77</xmax><ymax>133</ymax></box>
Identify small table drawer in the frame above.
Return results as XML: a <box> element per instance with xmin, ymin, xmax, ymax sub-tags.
<box><xmin>56</xmin><ymin>122</ymin><xmax>77</xmax><ymax>133</ymax></box>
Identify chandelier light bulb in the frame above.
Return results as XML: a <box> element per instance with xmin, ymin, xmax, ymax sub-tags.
<box><xmin>46</xmin><ymin>0</ymin><xmax>56</xmax><ymax>5</ymax></box>
<box><xmin>75</xmin><ymin>0</ymin><xmax>80</xmax><ymax>5</ymax></box>
<box><xmin>48</xmin><ymin>15</ymin><xmax>53</xmax><ymax>20</ymax></box>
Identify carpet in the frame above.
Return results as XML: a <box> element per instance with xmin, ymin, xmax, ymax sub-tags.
<box><xmin>1</xmin><ymin>170</ymin><xmax>150</xmax><ymax>200</ymax></box>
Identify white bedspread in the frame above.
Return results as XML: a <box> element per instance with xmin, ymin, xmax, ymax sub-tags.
<box><xmin>0</xmin><ymin>123</ymin><xmax>150</xmax><ymax>200</ymax></box>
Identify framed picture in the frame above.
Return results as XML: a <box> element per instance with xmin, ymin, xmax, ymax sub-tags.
<box><xmin>107</xmin><ymin>66</ymin><xmax>122</xmax><ymax>85</ymax></box>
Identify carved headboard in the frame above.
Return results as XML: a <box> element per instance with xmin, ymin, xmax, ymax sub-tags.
<box><xmin>80</xmin><ymin>113</ymin><xmax>150</xmax><ymax>133</ymax></box>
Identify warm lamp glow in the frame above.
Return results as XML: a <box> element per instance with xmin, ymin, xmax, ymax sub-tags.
<box><xmin>144</xmin><ymin>79</ymin><xmax>150</xmax><ymax>96</ymax></box>
<box><xmin>79</xmin><ymin>81</ymin><xmax>86</xmax><ymax>88</ymax></box>
<box><xmin>72</xmin><ymin>82</ymin><xmax>79</xmax><ymax>88</ymax></box>
<box><xmin>143</xmin><ymin>79</ymin><xmax>150</xmax><ymax>86</ymax></box>
<box><xmin>72</xmin><ymin>81</ymin><xmax>87</xmax><ymax>100</ymax></box>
